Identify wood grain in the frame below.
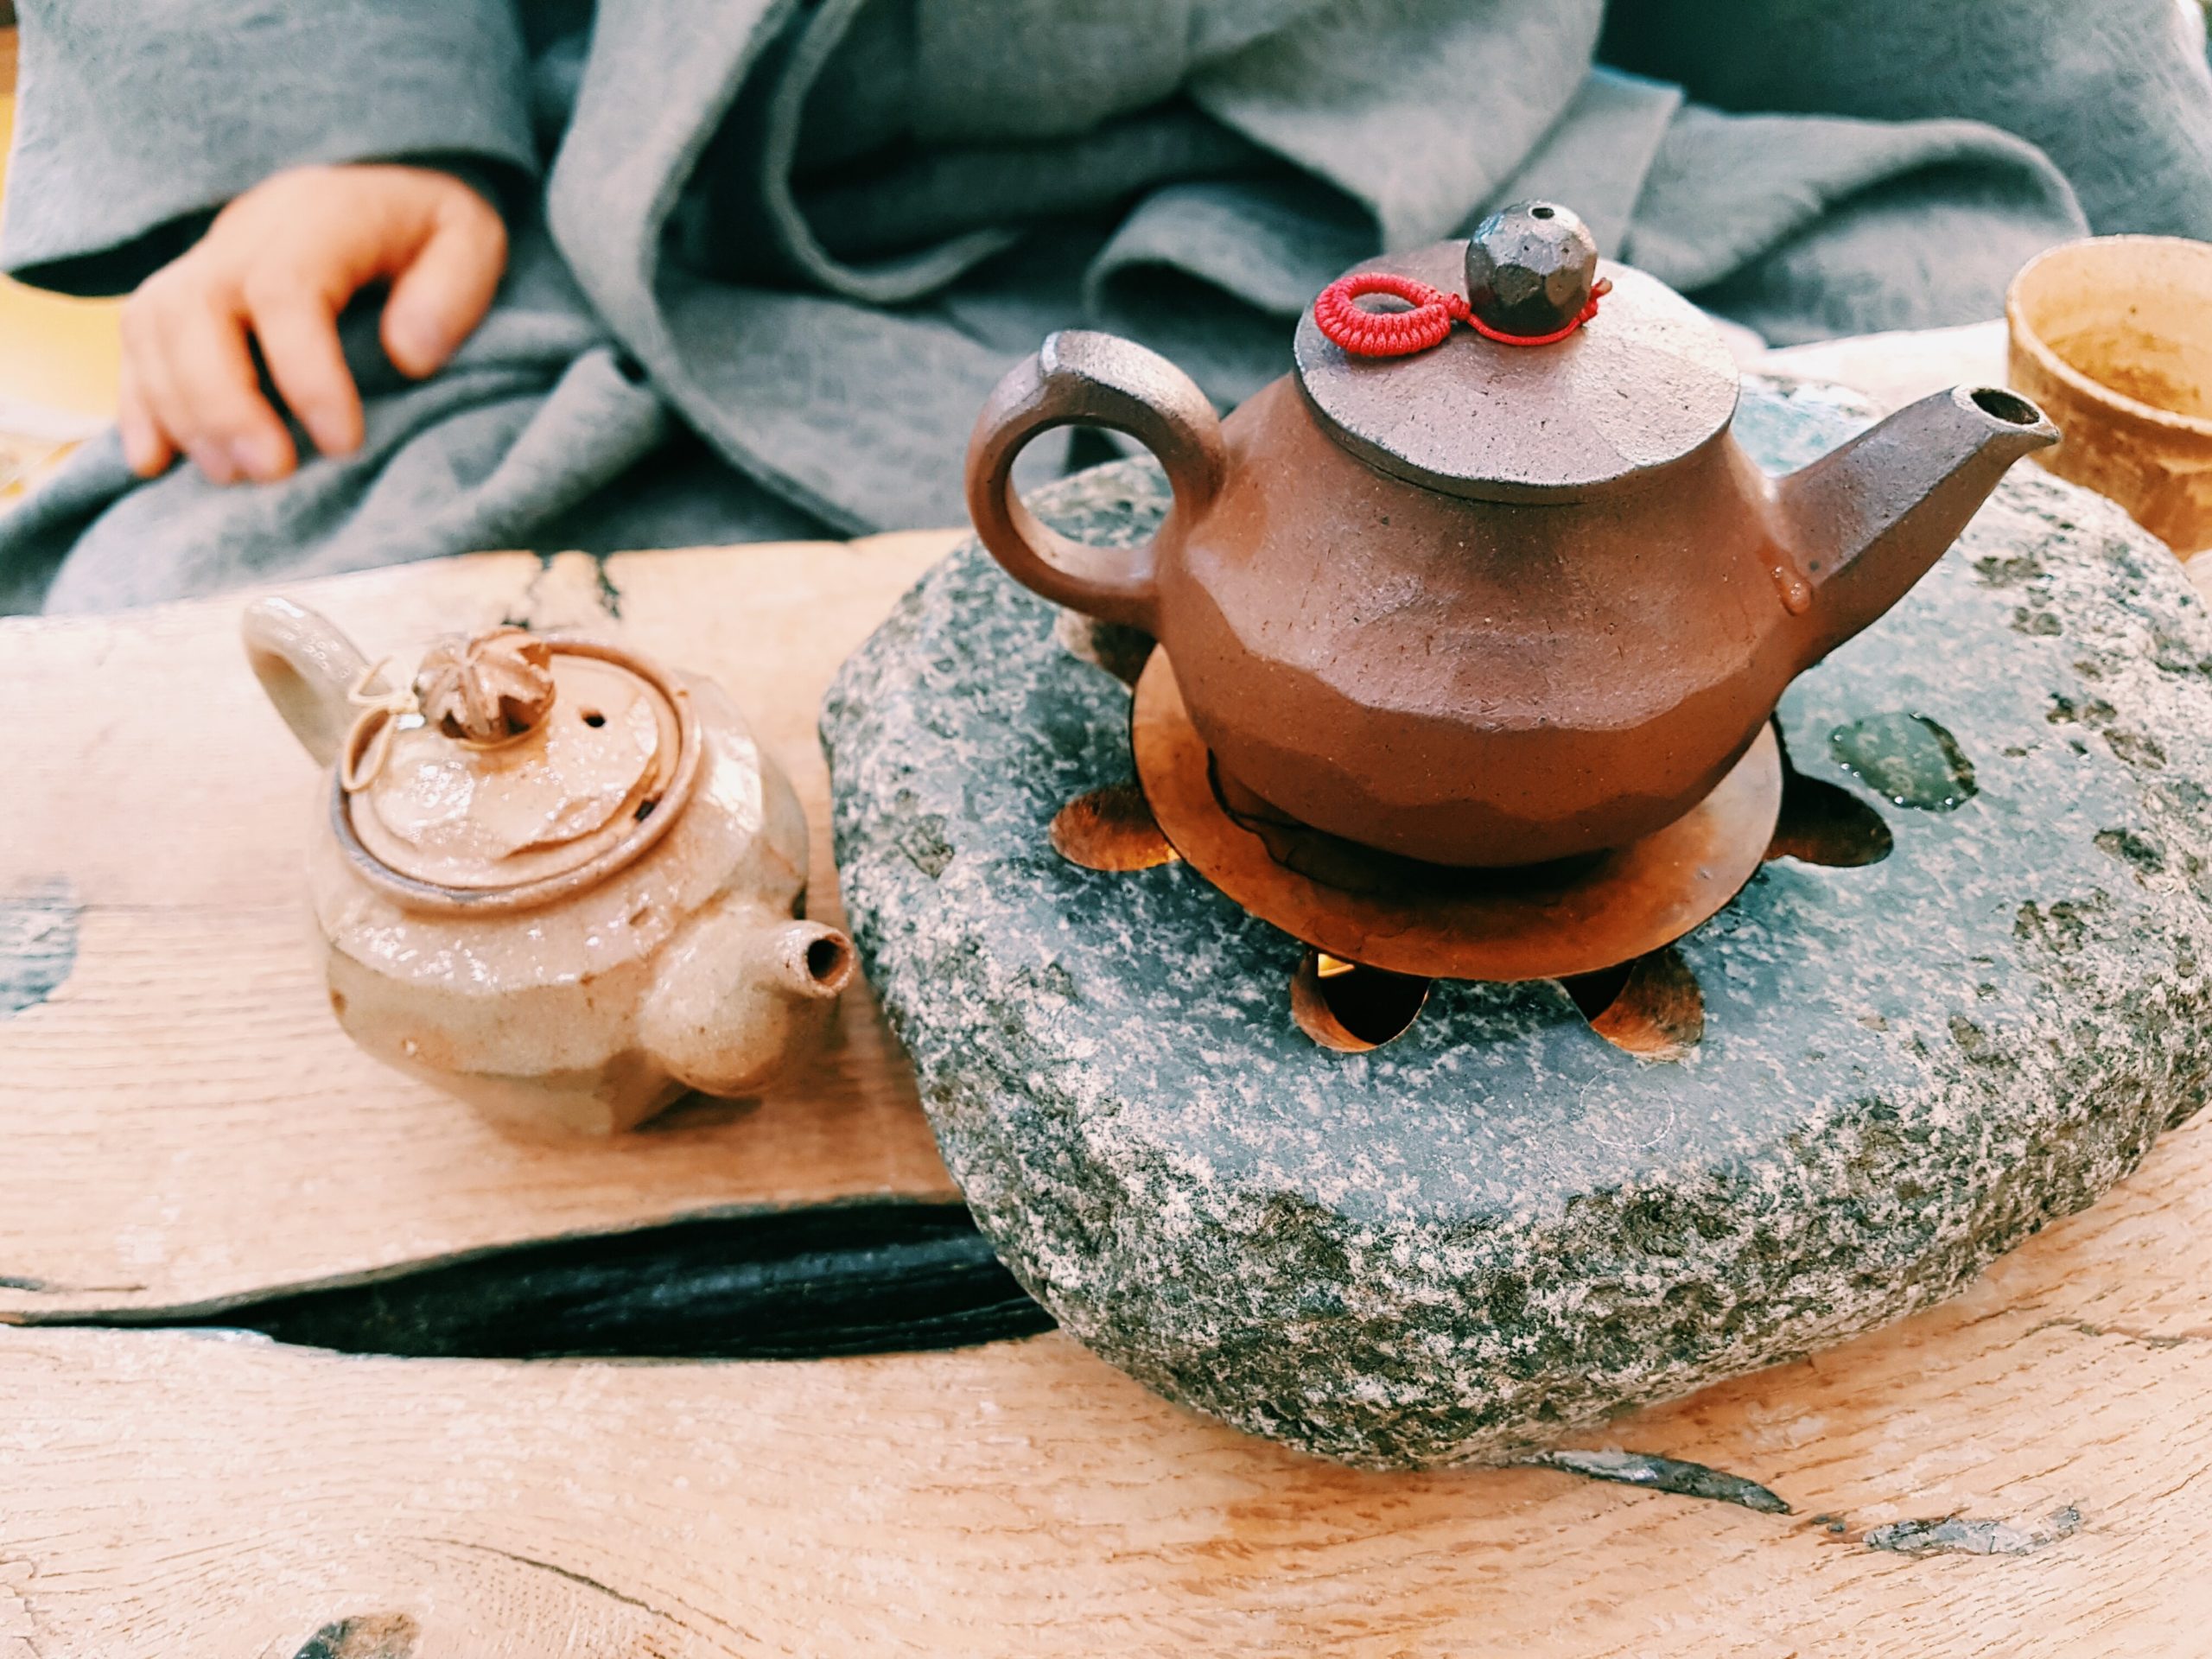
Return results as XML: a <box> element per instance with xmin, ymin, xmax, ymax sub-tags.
<box><xmin>8</xmin><ymin>1098</ymin><xmax>2212</xmax><ymax>1656</ymax></box>
<box><xmin>0</xmin><ymin>539</ymin><xmax>966</xmax><ymax>1316</ymax></box>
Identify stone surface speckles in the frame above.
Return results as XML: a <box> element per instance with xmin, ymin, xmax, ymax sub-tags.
<box><xmin>822</xmin><ymin>381</ymin><xmax>2212</xmax><ymax>1469</ymax></box>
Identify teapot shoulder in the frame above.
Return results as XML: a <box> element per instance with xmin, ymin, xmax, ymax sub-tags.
<box><xmin>1183</xmin><ymin>377</ymin><xmax>1789</xmax><ymax>654</ymax></box>
<box><xmin>307</xmin><ymin>675</ymin><xmax>802</xmax><ymax>991</ymax></box>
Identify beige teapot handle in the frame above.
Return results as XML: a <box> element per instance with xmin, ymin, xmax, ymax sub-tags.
<box><xmin>241</xmin><ymin>596</ymin><xmax>378</xmax><ymax>768</ymax></box>
<box><xmin>964</xmin><ymin>330</ymin><xmax>1228</xmax><ymax>632</ymax></box>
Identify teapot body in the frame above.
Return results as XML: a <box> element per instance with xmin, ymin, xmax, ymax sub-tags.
<box><xmin>1150</xmin><ymin>375</ymin><xmax>1802</xmax><ymax>866</ymax></box>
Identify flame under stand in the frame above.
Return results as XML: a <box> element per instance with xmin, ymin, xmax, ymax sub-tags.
<box><xmin>824</xmin><ymin>383</ymin><xmax>2212</xmax><ymax>1468</ymax></box>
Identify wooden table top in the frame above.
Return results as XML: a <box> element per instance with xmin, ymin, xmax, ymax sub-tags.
<box><xmin>6</xmin><ymin>531</ymin><xmax>2212</xmax><ymax>1656</ymax></box>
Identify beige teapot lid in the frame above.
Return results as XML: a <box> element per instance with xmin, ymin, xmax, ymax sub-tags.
<box><xmin>335</xmin><ymin>628</ymin><xmax>701</xmax><ymax>912</ymax></box>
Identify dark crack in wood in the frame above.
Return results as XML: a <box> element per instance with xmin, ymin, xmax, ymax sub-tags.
<box><xmin>291</xmin><ymin>1613</ymin><xmax>420</xmax><ymax>1659</ymax></box>
<box><xmin>1862</xmin><ymin>1504</ymin><xmax>2082</xmax><ymax>1556</ymax></box>
<box><xmin>0</xmin><ymin>1274</ymin><xmax>148</xmax><ymax>1295</ymax></box>
<box><xmin>2035</xmin><ymin>1316</ymin><xmax>2210</xmax><ymax>1350</ymax></box>
<box><xmin>1523</xmin><ymin>1447</ymin><xmax>1790</xmax><ymax>1513</ymax></box>
<box><xmin>434</xmin><ymin>1541</ymin><xmax>668</xmax><ymax>1618</ymax></box>
<box><xmin>37</xmin><ymin>1202</ymin><xmax>1052</xmax><ymax>1362</ymax></box>
<box><xmin>0</xmin><ymin>877</ymin><xmax>78</xmax><ymax>1018</ymax></box>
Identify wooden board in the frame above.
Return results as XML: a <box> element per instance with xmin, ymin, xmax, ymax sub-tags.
<box><xmin>0</xmin><ymin>539</ymin><xmax>965</xmax><ymax>1316</ymax></box>
<box><xmin>8</xmin><ymin>1094</ymin><xmax>2212</xmax><ymax>1656</ymax></box>
<box><xmin>10</xmin><ymin>335</ymin><xmax>2212</xmax><ymax>1649</ymax></box>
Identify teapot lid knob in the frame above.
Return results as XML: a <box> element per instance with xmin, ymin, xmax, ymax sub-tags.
<box><xmin>413</xmin><ymin>626</ymin><xmax>557</xmax><ymax>744</ymax></box>
<box><xmin>1464</xmin><ymin>201</ymin><xmax>1599</xmax><ymax>339</ymax></box>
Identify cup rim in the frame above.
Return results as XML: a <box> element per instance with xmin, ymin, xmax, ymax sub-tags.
<box><xmin>2005</xmin><ymin>234</ymin><xmax>2212</xmax><ymax>441</ymax></box>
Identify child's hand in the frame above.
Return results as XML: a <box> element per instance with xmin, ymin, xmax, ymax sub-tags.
<box><xmin>118</xmin><ymin>163</ymin><xmax>508</xmax><ymax>484</ymax></box>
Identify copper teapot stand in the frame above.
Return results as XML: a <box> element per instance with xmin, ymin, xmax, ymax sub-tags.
<box><xmin>1061</xmin><ymin>653</ymin><xmax>1782</xmax><ymax>993</ymax></box>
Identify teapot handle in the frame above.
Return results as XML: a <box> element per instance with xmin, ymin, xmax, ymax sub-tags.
<box><xmin>241</xmin><ymin>596</ymin><xmax>376</xmax><ymax>769</ymax></box>
<box><xmin>965</xmin><ymin>330</ymin><xmax>1227</xmax><ymax>632</ymax></box>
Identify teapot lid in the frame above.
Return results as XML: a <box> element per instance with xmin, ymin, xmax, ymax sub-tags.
<box><xmin>1293</xmin><ymin>215</ymin><xmax>1739</xmax><ymax>505</ymax></box>
<box><xmin>334</xmin><ymin>628</ymin><xmax>701</xmax><ymax>913</ymax></box>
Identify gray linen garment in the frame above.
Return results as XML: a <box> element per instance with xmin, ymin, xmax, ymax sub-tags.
<box><xmin>3</xmin><ymin>0</ymin><xmax>2209</xmax><ymax>613</ymax></box>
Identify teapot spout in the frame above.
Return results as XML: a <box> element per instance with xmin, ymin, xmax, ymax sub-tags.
<box><xmin>1777</xmin><ymin>385</ymin><xmax>2058</xmax><ymax>665</ymax></box>
<box><xmin>639</xmin><ymin>903</ymin><xmax>857</xmax><ymax>1100</ymax></box>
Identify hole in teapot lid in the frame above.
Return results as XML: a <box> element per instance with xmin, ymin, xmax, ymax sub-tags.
<box><xmin>1529</xmin><ymin>204</ymin><xmax>1555</xmax><ymax>219</ymax></box>
<box><xmin>582</xmin><ymin>709</ymin><xmax>607</xmax><ymax>728</ymax></box>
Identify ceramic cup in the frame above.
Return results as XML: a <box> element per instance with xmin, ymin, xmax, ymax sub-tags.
<box><xmin>2007</xmin><ymin>235</ymin><xmax>2212</xmax><ymax>555</ymax></box>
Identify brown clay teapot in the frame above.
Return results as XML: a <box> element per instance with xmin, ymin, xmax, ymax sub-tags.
<box><xmin>968</xmin><ymin>202</ymin><xmax>2059</xmax><ymax>868</ymax></box>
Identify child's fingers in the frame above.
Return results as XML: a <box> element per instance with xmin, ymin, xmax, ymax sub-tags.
<box><xmin>119</xmin><ymin>296</ymin><xmax>215</xmax><ymax>481</ymax></box>
<box><xmin>161</xmin><ymin>287</ymin><xmax>296</xmax><ymax>483</ymax></box>
<box><xmin>248</xmin><ymin>290</ymin><xmax>365</xmax><ymax>458</ymax></box>
<box><xmin>115</xmin><ymin>359</ymin><xmax>175</xmax><ymax>480</ymax></box>
<box><xmin>110</xmin><ymin>167</ymin><xmax>503</xmax><ymax>480</ymax></box>
<box><xmin>379</xmin><ymin>191</ymin><xmax>506</xmax><ymax>378</ymax></box>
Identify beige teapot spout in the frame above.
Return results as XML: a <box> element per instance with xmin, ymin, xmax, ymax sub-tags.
<box><xmin>241</xmin><ymin>596</ymin><xmax>388</xmax><ymax>766</ymax></box>
<box><xmin>639</xmin><ymin>902</ymin><xmax>857</xmax><ymax>1099</ymax></box>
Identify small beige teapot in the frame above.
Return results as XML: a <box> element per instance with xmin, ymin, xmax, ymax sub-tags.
<box><xmin>243</xmin><ymin>598</ymin><xmax>855</xmax><ymax>1135</ymax></box>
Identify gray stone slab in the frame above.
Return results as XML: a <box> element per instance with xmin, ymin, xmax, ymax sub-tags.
<box><xmin>822</xmin><ymin>379</ymin><xmax>2212</xmax><ymax>1468</ymax></box>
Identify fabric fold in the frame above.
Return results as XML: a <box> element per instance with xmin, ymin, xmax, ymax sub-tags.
<box><xmin>1603</xmin><ymin>0</ymin><xmax>2212</xmax><ymax>242</ymax></box>
<box><xmin>1624</xmin><ymin>106</ymin><xmax>2087</xmax><ymax>341</ymax></box>
<box><xmin>1192</xmin><ymin>0</ymin><xmax>1605</xmax><ymax>248</ymax></box>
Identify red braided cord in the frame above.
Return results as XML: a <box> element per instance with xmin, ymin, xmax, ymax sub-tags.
<box><xmin>1313</xmin><ymin>271</ymin><xmax>1611</xmax><ymax>357</ymax></box>
<box><xmin>1311</xmin><ymin>271</ymin><xmax>1469</xmax><ymax>356</ymax></box>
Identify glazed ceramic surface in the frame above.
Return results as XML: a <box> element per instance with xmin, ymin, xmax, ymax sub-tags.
<box><xmin>969</xmin><ymin>212</ymin><xmax>2058</xmax><ymax>868</ymax></box>
<box><xmin>2008</xmin><ymin>233</ymin><xmax>2212</xmax><ymax>556</ymax></box>
<box><xmin>244</xmin><ymin>599</ymin><xmax>855</xmax><ymax>1135</ymax></box>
